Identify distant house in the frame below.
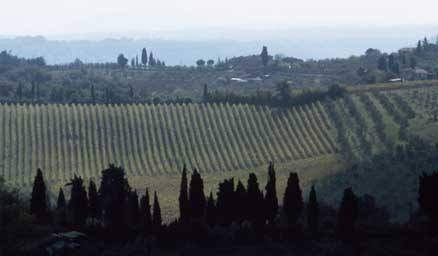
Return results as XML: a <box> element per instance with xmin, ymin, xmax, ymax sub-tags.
<box><xmin>230</xmin><ymin>78</ymin><xmax>248</xmax><ymax>83</ymax></box>
<box><xmin>402</xmin><ymin>68</ymin><xmax>429</xmax><ymax>80</ymax></box>
<box><xmin>388</xmin><ymin>78</ymin><xmax>402</xmax><ymax>83</ymax></box>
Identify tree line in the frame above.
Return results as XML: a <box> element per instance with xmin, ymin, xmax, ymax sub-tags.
<box><xmin>203</xmin><ymin>82</ymin><xmax>346</xmax><ymax>108</ymax></box>
<box><xmin>26</xmin><ymin>160</ymin><xmax>438</xmax><ymax>244</ymax></box>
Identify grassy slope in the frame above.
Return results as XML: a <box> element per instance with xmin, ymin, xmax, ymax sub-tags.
<box><xmin>128</xmin><ymin>154</ymin><xmax>344</xmax><ymax>221</ymax></box>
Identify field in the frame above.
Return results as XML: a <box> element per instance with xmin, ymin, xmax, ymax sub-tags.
<box><xmin>0</xmin><ymin>102</ymin><xmax>337</xmax><ymax>187</ymax></box>
<box><xmin>2</xmin><ymin>83</ymin><xmax>438</xmax><ymax>220</ymax></box>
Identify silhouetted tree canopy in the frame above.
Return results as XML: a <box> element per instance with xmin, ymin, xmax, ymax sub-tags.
<box><xmin>140</xmin><ymin>189</ymin><xmax>152</xmax><ymax>234</ymax></box>
<box><xmin>283</xmin><ymin>172</ymin><xmax>303</xmax><ymax>227</ymax></box>
<box><xmin>141</xmin><ymin>48</ymin><xmax>148</xmax><ymax>66</ymax></box>
<box><xmin>337</xmin><ymin>187</ymin><xmax>358</xmax><ymax>240</ymax></box>
<box><xmin>261</xmin><ymin>46</ymin><xmax>269</xmax><ymax>67</ymax></box>
<box><xmin>189</xmin><ymin>169</ymin><xmax>206</xmax><ymax>220</ymax></box>
<box><xmin>264</xmin><ymin>162</ymin><xmax>278</xmax><ymax>224</ymax></box>
<box><xmin>246</xmin><ymin>173</ymin><xmax>264</xmax><ymax>227</ymax></box>
<box><xmin>178</xmin><ymin>165</ymin><xmax>189</xmax><ymax>223</ymax></box>
<box><xmin>30</xmin><ymin>168</ymin><xmax>48</xmax><ymax>223</ymax></box>
<box><xmin>99</xmin><ymin>164</ymin><xmax>130</xmax><ymax>236</ymax></box>
<box><xmin>307</xmin><ymin>185</ymin><xmax>319</xmax><ymax>236</ymax></box>
<box><xmin>117</xmin><ymin>54</ymin><xmax>128</xmax><ymax>68</ymax></box>
<box><xmin>67</xmin><ymin>175</ymin><xmax>88</xmax><ymax>228</ymax></box>
<box><xmin>153</xmin><ymin>191</ymin><xmax>162</xmax><ymax>232</ymax></box>
<box><xmin>88</xmin><ymin>180</ymin><xmax>99</xmax><ymax>219</ymax></box>
<box><xmin>205</xmin><ymin>192</ymin><xmax>216</xmax><ymax>227</ymax></box>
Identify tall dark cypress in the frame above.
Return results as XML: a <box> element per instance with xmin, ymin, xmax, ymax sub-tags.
<box><xmin>216</xmin><ymin>178</ymin><xmax>235</xmax><ymax>225</ymax></box>
<box><xmin>247</xmin><ymin>173</ymin><xmax>264</xmax><ymax>226</ymax></box>
<box><xmin>261</xmin><ymin>46</ymin><xmax>269</xmax><ymax>67</ymax></box>
<box><xmin>56</xmin><ymin>188</ymin><xmax>67</xmax><ymax>226</ymax></box>
<box><xmin>57</xmin><ymin>188</ymin><xmax>66</xmax><ymax>210</ymax></box>
<box><xmin>99</xmin><ymin>164</ymin><xmax>130</xmax><ymax>235</ymax></box>
<box><xmin>337</xmin><ymin>187</ymin><xmax>358</xmax><ymax>240</ymax></box>
<box><xmin>178</xmin><ymin>165</ymin><xmax>189</xmax><ymax>223</ymax></box>
<box><xmin>68</xmin><ymin>175</ymin><xmax>88</xmax><ymax>228</ymax></box>
<box><xmin>205</xmin><ymin>192</ymin><xmax>216</xmax><ymax>227</ymax></box>
<box><xmin>189</xmin><ymin>169</ymin><xmax>206</xmax><ymax>220</ymax></box>
<box><xmin>149</xmin><ymin>52</ymin><xmax>155</xmax><ymax>66</ymax></box>
<box><xmin>30</xmin><ymin>168</ymin><xmax>48</xmax><ymax>222</ymax></box>
<box><xmin>283</xmin><ymin>172</ymin><xmax>303</xmax><ymax>227</ymax></box>
<box><xmin>235</xmin><ymin>180</ymin><xmax>247</xmax><ymax>223</ymax></box>
<box><xmin>152</xmin><ymin>191</ymin><xmax>162</xmax><ymax>232</ymax></box>
<box><xmin>88</xmin><ymin>180</ymin><xmax>99</xmax><ymax>219</ymax></box>
<box><xmin>126</xmin><ymin>190</ymin><xmax>139</xmax><ymax>229</ymax></box>
<box><xmin>202</xmin><ymin>84</ymin><xmax>209</xmax><ymax>101</ymax></box>
<box><xmin>307</xmin><ymin>185</ymin><xmax>319</xmax><ymax>236</ymax></box>
<box><xmin>265</xmin><ymin>162</ymin><xmax>278</xmax><ymax>224</ymax></box>
<box><xmin>140</xmin><ymin>189</ymin><xmax>152</xmax><ymax>233</ymax></box>
<box><xmin>141</xmin><ymin>48</ymin><xmax>148</xmax><ymax>66</ymax></box>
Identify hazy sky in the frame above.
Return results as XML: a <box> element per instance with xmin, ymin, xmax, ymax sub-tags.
<box><xmin>3</xmin><ymin>0</ymin><xmax>438</xmax><ymax>36</ymax></box>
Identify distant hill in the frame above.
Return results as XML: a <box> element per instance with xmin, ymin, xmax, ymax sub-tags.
<box><xmin>1</xmin><ymin>25</ymin><xmax>435</xmax><ymax>65</ymax></box>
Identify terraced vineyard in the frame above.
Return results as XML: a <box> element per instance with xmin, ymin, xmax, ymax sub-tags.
<box><xmin>0</xmin><ymin>102</ymin><xmax>337</xmax><ymax>186</ymax></box>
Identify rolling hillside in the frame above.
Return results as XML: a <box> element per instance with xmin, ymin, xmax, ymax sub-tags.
<box><xmin>1</xmin><ymin>85</ymin><xmax>436</xmax><ymax>220</ymax></box>
<box><xmin>0</xmin><ymin>102</ymin><xmax>337</xmax><ymax>186</ymax></box>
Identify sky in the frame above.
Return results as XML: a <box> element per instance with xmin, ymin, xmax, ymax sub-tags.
<box><xmin>2</xmin><ymin>0</ymin><xmax>438</xmax><ymax>36</ymax></box>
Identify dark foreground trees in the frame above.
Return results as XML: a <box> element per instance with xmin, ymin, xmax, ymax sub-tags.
<box><xmin>307</xmin><ymin>185</ymin><xmax>319</xmax><ymax>236</ymax></box>
<box><xmin>265</xmin><ymin>162</ymin><xmax>278</xmax><ymax>224</ymax></box>
<box><xmin>24</xmin><ymin>147</ymin><xmax>438</xmax><ymax>250</ymax></box>
<box><xmin>283</xmin><ymin>172</ymin><xmax>303</xmax><ymax>229</ymax></box>
<box><xmin>30</xmin><ymin>168</ymin><xmax>48</xmax><ymax>223</ymax></box>
<box><xmin>419</xmin><ymin>172</ymin><xmax>438</xmax><ymax>233</ymax></box>
<box><xmin>337</xmin><ymin>187</ymin><xmax>358</xmax><ymax>240</ymax></box>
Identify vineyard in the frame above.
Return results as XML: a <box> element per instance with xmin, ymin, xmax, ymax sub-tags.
<box><xmin>0</xmin><ymin>102</ymin><xmax>337</xmax><ymax>186</ymax></box>
<box><xmin>1</xmin><ymin>87</ymin><xmax>437</xmax><ymax>220</ymax></box>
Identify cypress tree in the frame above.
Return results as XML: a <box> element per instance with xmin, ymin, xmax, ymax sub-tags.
<box><xmin>126</xmin><ymin>190</ymin><xmax>139</xmax><ymax>229</ymax></box>
<box><xmin>56</xmin><ymin>188</ymin><xmax>67</xmax><ymax>226</ymax></box>
<box><xmin>68</xmin><ymin>175</ymin><xmax>88</xmax><ymax>228</ymax></box>
<box><xmin>261</xmin><ymin>46</ymin><xmax>269</xmax><ymax>67</ymax></box>
<box><xmin>265</xmin><ymin>162</ymin><xmax>278</xmax><ymax>224</ymax></box>
<box><xmin>205</xmin><ymin>192</ymin><xmax>216</xmax><ymax>227</ymax></box>
<box><xmin>235</xmin><ymin>180</ymin><xmax>247</xmax><ymax>223</ymax></box>
<box><xmin>152</xmin><ymin>191</ymin><xmax>162</xmax><ymax>232</ymax></box>
<box><xmin>307</xmin><ymin>185</ymin><xmax>319</xmax><ymax>236</ymax></box>
<box><xmin>247</xmin><ymin>173</ymin><xmax>264</xmax><ymax>226</ymax></box>
<box><xmin>377</xmin><ymin>55</ymin><xmax>388</xmax><ymax>71</ymax></box>
<box><xmin>149</xmin><ymin>52</ymin><xmax>155</xmax><ymax>66</ymax></box>
<box><xmin>141</xmin><ymin>48</ymin><xmax>148</xmax><ymax>66</ymax></box>
<box><xmin>30</xmin><ymin>168</ymin><xmax>48</xmax><ymax>222</ymax></box>
<box><xmin>178</xmin><ymin>165</ymin><xmax>189</xmax><ymax>223</ymax></box>
<box><xmin>88</xmin><ymin>180</ymin><xmax>99</xmax><ymax>219</ymax></box>
<box><xmin>283</xmin><ymin>172</ymin><xmax>303</xmax><ymax>227</ymax></box>
<box><xmin>189</xmin><ymin>169</ymin><xmax>206</xmax><ymax>220</ymax></box>
<box><xmin>99</xmin><ymin>164</ymin><xmax>130</xmax><ymax>235</ymax></box>
<box><xmin>216</xmin><ymin>178</ymin><xmax>235</xmax><ymax>225</ymax></box>
<box><xmin>202</xmin><ymin>84</ymin><xmax>209</xmax><ymax>101</ymax></box>
<box><xmin>337</xmin><ymin>187</ymin><xmax>358</xmax><ymax>240</ymax></box>
<box><xmin>140</xmin><ymin>189</ymin><xmax>152</xmax><ymax>233</ymax></box>
<box><xmin>57</xmin><ymin>188</ymin><xmax>66</xmax><ymax>210</ymax></box>
<box><xmin>416</xmin><ymin>40</ymin><xmax>422</xmax><ymax>53</ymax></box>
